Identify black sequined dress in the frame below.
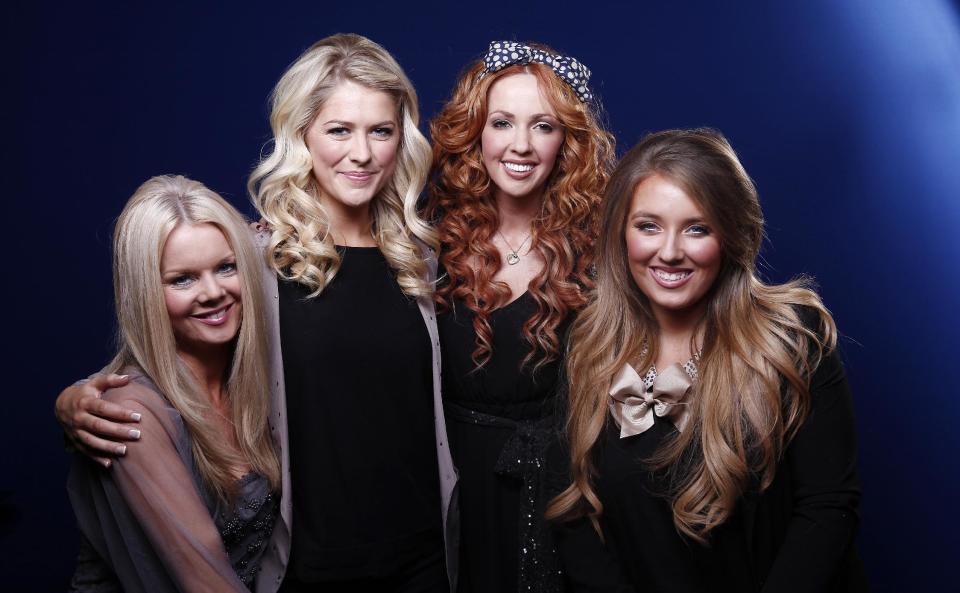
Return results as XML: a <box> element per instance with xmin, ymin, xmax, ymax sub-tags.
<box><xmin>439</xmin><ymin>292</ymin><xmax>569</xmax><ymax>593</ymax></box>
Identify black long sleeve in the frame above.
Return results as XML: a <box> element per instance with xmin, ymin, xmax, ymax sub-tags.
<box><xmin>760</xmin><ymin>348</ymin><xmax>863</xmax><ymax>592</ymax></box>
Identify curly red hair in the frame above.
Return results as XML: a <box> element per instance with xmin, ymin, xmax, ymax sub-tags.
<box><xmin>427</xmin><ymin>52</ymin><xmax>616</xmax><ymax>371</ymax></box>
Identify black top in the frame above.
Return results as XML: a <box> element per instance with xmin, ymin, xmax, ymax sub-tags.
<box><xmin>279</xmin><ymin>246</ymin><xmax>442</xmax><ymax>582</ymax></box>
<box><xmin>549</xmin><ymin>321</ymin><xmax>867</xmax><ymax>593</ymax></box>
<box><xmin>439</xmin><ymin>291</ymin><xmax>567</xmax><ymax>420</ymax></box>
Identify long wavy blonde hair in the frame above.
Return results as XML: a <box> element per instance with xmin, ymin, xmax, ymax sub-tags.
<box><xmin>547</xmin><ymin>129</ymin><xmax>837</xmax><ymax>541</ymax></box>
<box><xmin>108</xmin><ymin>175</ymin><xmax>280</xmax><ymax>503</ymax></box>
<box><xmin>248</xmin><ymin>33</ymin><xmax>436</xmax><ymax>297</ymax></box>
<box><xmin>427</xmin><ymin>50</ymin><xmax>615</xmax><ymax>371</ymax></box>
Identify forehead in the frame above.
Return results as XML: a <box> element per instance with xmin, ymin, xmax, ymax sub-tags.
<box><xmin>629</xmin><ymin>174</ymin><xmax>704</xmax><ymax>218</ymax></box>
<box><xmin>161</xmin><ymin>223</ymin><xmax>232</xmax><ymax>268</ymax></box>
<box><xmin>317</xmin><ymin>80</ymin><xmax>398</xmax><ymax>122</ymax></box>
<box><xmin>486</xmin><ymin>72</ymin><xmax>555</xmax><ymax>116</ymax></box>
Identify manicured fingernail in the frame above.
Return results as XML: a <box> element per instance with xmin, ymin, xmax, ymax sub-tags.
<box><xmin>101</xmin><ymin>459</ymin><xmax>112</xmax><ymax>468</ymax></box>
<box><xmin>130</xmin><ymin>412</ymin><xmax>142</xmax><ymax>421</ymax></box>
<box><xmin>129</xmin><ymin>429</ymin><xmax>141</xmax><ymax>439</ymax></box>
<box><xmin>117</xmin><ymin>445</ymin><xmax>127</xmax><ymax>455</ymax></box>
<box><xmin>118</xmin><ymin>374</ymin><xmax>129</xmax><ymax>380</ymax></box>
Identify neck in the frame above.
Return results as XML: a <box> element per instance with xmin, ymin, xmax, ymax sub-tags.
<box><xmin>178</xmin><ymin>345</ymin><xmax>231</xmax><ymax>406</ymax></box>
<box><xmin>494</xmin><ymin>191</ymin><xmax>542</xmax><ymax>237</ymax></box>
<box><xmin>321</xmin><ymin>196</ymin><xmax>377</xmax><ymax>248</ymax></box>
<box><xmin>652</xmin><ymin>304</ymin><xmax>706</xmax><ymax>366</ymax></box>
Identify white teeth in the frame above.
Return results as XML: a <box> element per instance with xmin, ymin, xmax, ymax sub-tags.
<box><xmin>198</xmin><ymin>309</ymin><xmax>226</xmax><ymax>320</ymax></box>
<box><xmin>655</xmin><ymin>270</ymin><xmax>690</xmax><ymax>282</ymax></box>
<box><xmin>503</xmin><ymin>162</ymin><xmax>534</xmax><ymax>173</ymax></box>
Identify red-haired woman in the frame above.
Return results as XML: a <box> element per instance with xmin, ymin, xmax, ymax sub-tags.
<box><xmin>427</xmin><ymin>41</ymin><xmax>616</xmax><ymax>593</ymax></box>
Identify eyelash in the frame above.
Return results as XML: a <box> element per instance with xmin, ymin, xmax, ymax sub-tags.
<box><xmin>490</xmin><ymin>120</ymin><xmax>555</xmax><ymax>132</ymax></box>
<box><xmin>634</xmin><ymin>222</ymin><xmax>660</xmax><ymax>232</ymax></box>
<box><xmin>166</xmin><ymin>262</ymin><xmax>237</xmax><ymax>289</ymax></box>
<box><xmin>218</xmin><ymin>262</ymin><xmax>238</xmax><ymax>275</ymax></box>
<box><xmin>326</xmin><ymin>127</ymin><xmax>394</xmax><ymax>138</ymax></box>
<box><xmin>169</xmin><ymin>275</ymin><xmax>194</xmax><ymax>288</ymax></box>
<box><xmin>632</xmin><ymin>222</ymin><xmax>711</xmax><ymax>235</ymax></box>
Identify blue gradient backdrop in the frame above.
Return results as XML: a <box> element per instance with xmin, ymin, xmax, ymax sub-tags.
<box><xmin>7</xmin><ymin>1</ymin><xmax>958</xmax><ymax>590</ymax></box>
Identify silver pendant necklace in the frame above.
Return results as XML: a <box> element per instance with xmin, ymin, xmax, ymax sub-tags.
<box><xmin>497</xmin><ymin>228</ymin><xmax>532</xmax><ymax>265</ymax></box>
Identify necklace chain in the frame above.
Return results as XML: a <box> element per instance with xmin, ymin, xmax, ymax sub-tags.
<box><xmin>497</xmin><ymin>227</ymin><xmax>532</xmax><ymax>265</ymax></box>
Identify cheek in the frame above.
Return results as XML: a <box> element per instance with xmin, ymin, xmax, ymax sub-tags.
<box><xmin>374</xmin><ymin>138</ymin><xmax>400</xmax><ymax>171</ymax></box>
<box><xmin>480</xmin><ymin>130</ymin><xmax>502</xmax><ymax>164</ymax></box>
<box><xmin>226</xmin><ymin>277</ymin><xmax>243</xmax><ymax>303</ymax></box>
<box><xmin>688</xmin><ymin>238</ymin><xmax>722</xmax><ymax>271</ymax></box>
<box><xmin>163</xmin><ymin>289</ymin><xmax>190</xmax><ymax>325</ymax></box>
<box><xmin>538</xmin><ymin>134</ymin><xmax>564</xmax><ymax>170</ymax></box>
<box><xmin>306</xmin><ymin>134</ymin><xmax>339</xmax><ymax>172</ymax></box>
<box><xmin>625</xmin><ymin>232</ymin><xmax>656</xmax><ymax>264</ymax></box>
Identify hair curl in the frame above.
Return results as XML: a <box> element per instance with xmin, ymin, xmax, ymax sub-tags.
<box><xmin>248</xmin><ymin>33</ymin><xmax>437</xmax><ymax>297</ymax></box>
<box><xmin>546</xmin><ymin>129</ymin><xmax>838</xmax><ymax>542</ymax></box>
<box><xmin>427</xmin><ymin>49</ymin><xmax>615</xmax><ymax>370</ymax></box>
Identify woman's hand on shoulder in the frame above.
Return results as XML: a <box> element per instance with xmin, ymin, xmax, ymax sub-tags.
<box><xmin>55</xmin><ymin>373</ymin><xmax>141</xmax><ymax>467</ymax></box>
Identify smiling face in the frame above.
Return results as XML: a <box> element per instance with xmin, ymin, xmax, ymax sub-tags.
<box><xmin>304</xmin><ymin>80</ymin><xmax>400</xmax><ymax>221</ymax></box>
<box><xmin>160</xmin><ymin>222</ymin><xmax>242</xmax><ymax>356</ymax></box>
<box><xmin>625</xmin><ymin>174</ymin><xmax>722</xmax><ymax>324</ymax></box>
<box><xmin>480</xmin><ymin>72</ymin><xmax>565</xmax><ymax>207</ymax></box>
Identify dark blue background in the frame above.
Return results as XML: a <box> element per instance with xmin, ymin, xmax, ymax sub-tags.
<box><xmin>7</xmin><ymin>1</ymin><xmax>958</xmax><ymax>590</ymax></box>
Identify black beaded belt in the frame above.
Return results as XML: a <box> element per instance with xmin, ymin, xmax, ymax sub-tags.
<box><xmin>443</xmin><ymin>401</ymin><xmax>563</xmax><ymax>593</ymax></box>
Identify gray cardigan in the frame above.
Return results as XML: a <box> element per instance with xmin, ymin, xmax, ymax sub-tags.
<box><xmin>252</xmin><ymin>229</ymin><xmax>459</xmax><ymax>592</ymax></box>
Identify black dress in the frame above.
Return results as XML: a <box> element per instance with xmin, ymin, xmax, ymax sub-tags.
<box><xmin>549</xmin><ymin>336</ymin><xmax>867</xmax><ymax>592</ymax></box>
<box><xmin>439</xmin><ymin>291</ymin><xmax>569</xmax><ymax>593</ymax></box>
<box><xmin>278</xmin><ymin>246</ymin><xmax>446</xmax><ymax>592</ymax></box>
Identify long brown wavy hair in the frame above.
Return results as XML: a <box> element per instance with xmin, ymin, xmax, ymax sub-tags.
<box><xmin>546</xmin><ymin>129</ymin><xmax>837</xmax><ymax>542</ymax></box>
<box><xmin>427</xmin><ymin>47</ymin><xmax>615</xmax><ymax>371</ymax></box>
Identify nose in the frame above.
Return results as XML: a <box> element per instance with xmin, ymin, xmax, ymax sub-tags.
<box><xmin>658</xmin><ymin>231</ymin><xmax>684</xmax><ymax>264</ymax></box>
<box><xmin>510</xmin><ymin>127</ymin><xmax>531</xmax><ymax>155</ymax></box>
<box><xmin>197</xmin><ymin>273</ymin><xmax>226</xmax><ymax>303</ymax></box>
<box><xmin>348</xmin><ymin>134</ymin><xmax>372</xmax><ymax>164</ymax></box>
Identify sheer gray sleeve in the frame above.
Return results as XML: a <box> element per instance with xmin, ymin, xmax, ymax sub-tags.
<box><xmin>69</xmin><ymin>382</ymin><xmax>250</xmax><ymax>593</ymax></box>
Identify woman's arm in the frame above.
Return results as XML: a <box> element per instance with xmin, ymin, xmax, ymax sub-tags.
<box><xmin>72</xmin><ymin>382</ymin><xmax>250</xmax><ymax>592</ymax></box>
<box><xmin>545</xmin><ymin>435</ymin><xmax>636</xmax><ymax>593</ymax></box>
<box><xmin>554</xmin><ymin>517</ymin><xmax>637</xmax><ymax>593</ymax></box>
<box><xmin>55</xmin><ymin>373</ymin><xmax>141</xmax><ymax>467</ymax></box>
<box><xmin>760</xmin><ymin>348</ymin><xmax>863</xmax><ymax>592</ymax></box>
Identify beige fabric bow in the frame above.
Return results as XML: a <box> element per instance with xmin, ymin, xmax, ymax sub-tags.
<box><xmin>608</xmin><ymin>362</ymin><xmax>693</xmax><ymax>438</ymax></box>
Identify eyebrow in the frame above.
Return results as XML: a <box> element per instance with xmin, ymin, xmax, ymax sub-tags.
<box><xmin>320</xmin><ymin>119</ymin><xmax>397</xmax><ymax>127</ymax></box>
<box><xmin>488</xmin><ymin>110</ymin><xmax>558</xmax><ymax>121</ymax></box>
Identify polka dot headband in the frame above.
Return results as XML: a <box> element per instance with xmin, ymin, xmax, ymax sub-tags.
<box><xmin>479</xmin><ymin>40</ymin><xmax>593</xmax><ymax>102</ymax></box>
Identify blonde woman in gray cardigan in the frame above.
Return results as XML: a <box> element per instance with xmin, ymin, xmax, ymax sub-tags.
<box><xmin>67</xmin><ymin>175</ymin><xmax>281</xmax><ymax>592</ymax></box>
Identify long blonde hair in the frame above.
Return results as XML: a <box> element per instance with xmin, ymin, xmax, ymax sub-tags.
<box><xmin>248</xmin><ymin>33</ymin><xmax>436</xmax><ymax>297</ymax></box>
<box><xmin>548</xmin><ymin>129</ymin><xmax>837</xmax><ymax>541</ymax></box>
<box><xmin>109</xmin><ymin>175</ymin><xmax>280</xmax><ymax>502</ymax></box>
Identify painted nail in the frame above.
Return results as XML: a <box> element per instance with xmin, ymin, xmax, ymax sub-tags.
<box><xmin>130</xmin><ymin>412</ymin><xmax>142</xmax><ymax>421</ymax></box>
<box><xmin>129</xmin><ymin>429</ymin><xmax>141</xmax><ymax>439</ymax></box>
<box><xmin>102</xmin><ymin>459</ymin><xmax>112</xmax><ymax>468</ymax></box>
<box><xmin>117</xmin><ymin>445</ymin><xmax>127</xmax><ymax>455</ymax></box>
<box><xmin>117</xmin><ymin>374</ymin><xmax>129</xmax><ymax>380</ymax></box>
